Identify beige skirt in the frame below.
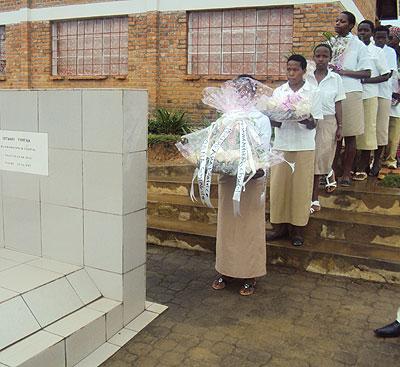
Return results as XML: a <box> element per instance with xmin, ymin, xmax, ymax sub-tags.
<box><xmin>376</xmin><ymin>97</ymin><xmax>391</xmax><ymax>146</ymax></box>
<box><xmin>342</xmin><ymin>91</ymin><xmax>364</xmax><ymax>137</ymax></box>
<box><xmin>215</xmin><ymin>175</ymin><xmax>266</xmax><ymax>279</ymax></box>
<box><xmin>356</xmin><ymin>97</ymin><xmax>378</xmax><ymax>150</ymax></box>
<box><xmin>270</xmin><ymin>150</ymin><xmax>315</xmax><ymax>227</ymax></box>
<box><xmin>315</xmin><ymin>115</ymin><xmax>338</xmax><ymax>175</ymax></box>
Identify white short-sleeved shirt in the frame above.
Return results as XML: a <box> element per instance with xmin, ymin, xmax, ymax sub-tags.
<box><xmin>272</xmin><ymin>80</ymin><xmax>323</xmax><ymax>151</ymax></box>
<box><xmin>362</xmin><ymin>43</ymin><xmax>390</xmax><ymax>99</ymax></box>
<box><xmin>390</xmin><ymin>76</ymin><xmax>400</xmax><ymax>117</ymax></box>
<box><xmin>378</xmin><ymin>45</ymin><xmax>398</xmax><ymax>100</ymax></box>
<box><xmin>308</xmin><ymin>70</ymin><xmax>346</xmax><ymax>115</ymax></box>
<box><xmin>338</xmin><ymin>33</ymin><xmax>372</xmax><ymax>93</ymax></box>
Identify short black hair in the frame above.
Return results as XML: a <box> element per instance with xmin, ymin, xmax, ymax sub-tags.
<box><xmin>341</xmin><ymin>11</ymin><xmax>356</xmax><ymax>27</ymax></box>
<box><xmin>236</xmin><ymin>74</ymin><xmax>257</xmax><ymax>80</ymax></box>
<box><xmin>287</xmin><ymin>54</ymin><xmax>307</xmax><ymax>70</ymax></box>
<box><xmin>374</xmin><ymin>25</ymin><xmax>390</xmax><ymax>36</ymax></box>
<box><xmin>359</xmin><ymin>20</ymin><xmax>374</xmax><ymax>32</ymax></box>
<box><xmin>314</xmin><ymin>43</ymin><xmax>333</xmax><ymax>57</ymax></box>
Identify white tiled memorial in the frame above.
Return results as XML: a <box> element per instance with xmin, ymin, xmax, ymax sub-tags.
<box><xmin>0</xmin><ymin>90</ymin><xmax>166</xmax><ymax>367</ymax></box>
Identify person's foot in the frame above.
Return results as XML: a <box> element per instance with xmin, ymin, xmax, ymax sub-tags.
<box><xmin>290</xmin><ymin>226</ymin><xmax>304</xmax><ymax>247</ymax></box>
<box><xmin>369</xmin><ymin>165</ymin><xmax>380</xmax><ymax>177</ymax></box>
<box><xmin>266</xmin><ymin>224</ymin><xmax>288</xmax><ymax>241</ymax></box>
<box><xmin>211</xmin><ymin>275</ymin><xmax>231</xmax><ymax>290</ymax></box>
<box><xmin>239</xmin><ymin>279</ymin><xmax>256</xmax><ymax>296</ymax></box>
<box><xmin>338</xmin><ymin>176</ymin><xmax>352</xmax><ymax>187</ymax></box>
<box><xmin>374</xmin><ymin>321</ymin><xmax>400</xmax><ymax>338</ymax></box>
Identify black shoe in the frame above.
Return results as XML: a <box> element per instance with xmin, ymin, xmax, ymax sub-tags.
<box><xmin>291</xmin><ymin>237</ymin><xmax>304</xmax><ymax>247</ymax></box>
<box><xmin>267</xmin><ymin>224</ymin><xmax>288</xmax><ymax>241</ymax></box>
<box><xmin>369</xmin><ymin>165</ymin><xmax>380</xmax><ymax>177</ymax></box>
<box><xmin>374</xmin><ymin>321</ymin><xmax>400</xmax><ymax>338</ymax></box>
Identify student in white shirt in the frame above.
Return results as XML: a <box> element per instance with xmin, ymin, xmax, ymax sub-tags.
<box><xmin>330</xmin><ymin>11</ymin><xmax>372</xmax><ymax>186</ymax></box>
<box><xmin>354</xmin><ymin>21</ymin><xmax>391</xmax><ymax>180</ymax></box>
<box><xmin>267</xmin><ymin>54</ymin><xmax>323</xmax><ymax>247</ymax></box>
<box><xmin>371</xmin><ymin>25</ymin><xmax>398</xmax><ymax>175</ymax></box>
<box><xmin>308</xmin><ymin>44</ymin><xmax>345</xmax><ymax>213</ymax></box>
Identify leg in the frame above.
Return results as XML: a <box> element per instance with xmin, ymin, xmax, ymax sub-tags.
<box><xmin>353</xmin><ymin>150</ymin><xmax>370</xmax><ymax>180</ymax></box>
<box><xmin>311</xmin><ymin>175</ymin><xmax>321</xmax><ymax>213</ymax></box>
<box><xmin>384</xmin><ymin>117</ymin><xmax>400</xmax><ymax>169</ymax></box>
<box><xmin>266</xmin><ymin>223</ymin><xmax>288</xmax><ymax>240</ymax></box>
<box><xmin>370</xmin><ymin>146</ymin><xmax>384</xmax><ymax>176</ymax></box>
<box><xmin>290</xmin><ymin>225</ymin><xmax>305</xmax><ymax>247</ymax></box>
<box><xmin>340</xmin><ymin>136</ymin><xmax>357</xmax><ymax>185</ymax></box>
<box><xmin>332</xmin><ymin>138</ymin><xmax>343</xmax><ymax>176</ymax></box>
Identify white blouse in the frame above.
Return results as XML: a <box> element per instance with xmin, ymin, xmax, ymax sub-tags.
<box><xmin>272</xmin><ymin>81</ymin><xmax>323</xmax><ymax>152</ymax></box>
<box><xmin>378</xmin><ymin>45</ymin><xmax>398</xmax><ymax>100</ymax></box>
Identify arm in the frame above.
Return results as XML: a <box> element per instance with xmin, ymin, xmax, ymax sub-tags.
<box><xmin>335</xmin><ymin>69</ymin><xmax>371</xmax><ymax>79</ymax></box>
<box><xmin>362</xmin><ymin>71</ymin><xmax>392</xmax><ymax>84</ymax></box>
<box><xmin>334</xmin><ymin>100</ymin><xmax>343</xmax><ymax>141</ymax></box>
<box><xmin>270</xmin><ymin>120</ymin><xmax>282</xmax><ymax>128</ymax></box>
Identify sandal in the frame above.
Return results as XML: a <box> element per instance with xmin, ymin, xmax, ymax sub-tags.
<box><xmin>239</xmin><ymin>279</ymin><xmax>256</xmax><ymax>296</ymax></box>
<box><xmin>352</xmin><ymin>171</ymin><xmax>368</xmax><ymax>181</ymax></box>
<box><xmin>325</xmin><ymin>170</ymin><xmax>337</xmax><ymax>193</ymax></box>
<box><xmin>310</xmin><ymin>200</ymin><xmax>321</xmax><ymax>214</ymax></box>
<box><xmin>211</xmin><ymin>275</ymin><xmax>231</xmax><ymax>290</ymax></box>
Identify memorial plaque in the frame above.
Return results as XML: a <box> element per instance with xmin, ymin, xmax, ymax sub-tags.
<box><xmin>0</xmin><ymin>130</ymin><xmax>48</xmax><ymax>176</ymax></box>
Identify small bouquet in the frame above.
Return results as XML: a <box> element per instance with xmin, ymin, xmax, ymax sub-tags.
<box><xmin>322</xmin><ymin>31</ymin><xmax>352</xmax><ymax>71</ymax></box>
<box><xmin>176</xmin><ymin>77</ymin><xmax>287</xmax><ymax>214</ymax></box>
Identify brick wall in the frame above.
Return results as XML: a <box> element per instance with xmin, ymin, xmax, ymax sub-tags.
<box><xmin>0</xmin><ymin>1</ymin><xmax>377</xmax><ymax>121</ymax></box>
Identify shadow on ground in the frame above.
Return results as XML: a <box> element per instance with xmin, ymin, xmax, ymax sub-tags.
<box><xmin>102</xmin><ymin>245</ymin><xmax>400</xmax><ymax>367</ymax></box>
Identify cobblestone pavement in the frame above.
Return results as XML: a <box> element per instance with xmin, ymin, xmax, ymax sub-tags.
<box><xmin>102</xmin><ymin>245</ymin><xmax>400</xmax><ymax>367</ymax></box>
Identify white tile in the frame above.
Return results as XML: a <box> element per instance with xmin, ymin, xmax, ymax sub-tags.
<box><xmin>147</xmin><ymin>303</ymin><xmax>168</xmax><ymax>314</ymax></box>
<box><xmin>0</xmin><ymin>248</ymin><xmax>39</xmax><ymax>263</ymax></box>
<box><xmin>2</xmin><ymin>171</ymin><xmax>40</xmax><ymax>201</ymax></box>
<box><xmin>87</xmin><ymin>298</ymin><xmax>121</xmax><ymax>313</ymax></box>
<box><xmin>67</xmin><ymin>269</ymin><xmax>101</xmax><ymax>305</ymax></box>
<box><xmin>0</xmin><ymin>296</ymin><xmax>40</xmax><ymax>350</ymax></box>
<box><xmin>108</xmin><ymin>328</ymin><xmax>137</xmax><ymax>347</ymax></box>
<box><xmin>85</xmin><ymin>267</ymin><xmax>122</xmax><ymax>302</ymax></box>
<box><xmin>123</xmin><ymin>90</ymin><xmax>148</xmax><ymax>153</ymax></box>
<box><xmin>123</xmin><ymin>151</ymin><xmax>147</xmax><ymax>214</ymax></box>
<box><xmin>23</xmin><ymin>277</ymin><xmax>83</xmax><ymax>327</ymax></box>
<box><xmin>0</xmin><ymin>257</ymin><xmax>18</xmax><ymax>272</ymax></box>
<box><xmin>28</xmin><ymin>258</ymin><xmax>81</xmax><ymax>275</ymax></box>
<box><xmin>83</xmin><ymin>152</ymin><xmax>123</xmax><ymax>214</ymax></box>
<box><xmin>74</xmin><ymin>342</ymin><xmax>119</xmax><ymax>367</ymax></box>
<box><xmin>125</xmin><ymin>310</ymin><xmax>158</xmax><ymax>333</ymax></box>
<box><xmin>3</xmin><ymin>198</ymin><xmax>41</xmax><ymax>256</ymax></box>
<box><xmin>123</xmin><ymin>265</ymin><xmax>146</xmax><ymax>325</ymax></box>
<box><xmin>39</xmin><ymin>90</ymin><xmax>82</xmax><ymax>150</ymax></box>
<box><xmin>83</xmin><ymin>90</ymin><xmax>123</xmax><ymax>153</ymax></box>
<box><xmin>0</xmin><ymin>330</ymin><xmax>63</xmax><ymax>367</ymax></box>
<box><xmin>84</xmin><ymin>211</ymin><xmax>122</xmax><ymax>273</ymax></box>
<box><xmin>0</xmin><ymin>91</ymin><xmax>38</xmax><ymax>132</ymax></box>
<box><xmin>123</xmin><ymin>209</ymin><xmax>146</xmax><ymax>273</ymax></box>
<box><xmin>41</xmin><ymin>149</ymin><xmax>83</xmax><ymax>208</ymax></box>
<box><xmin>0</xmin><ymin>264</ymin><xmax>62</xmax><ymax>293</ymax></box>
<box><xmin>19</xmin><ymin>340</ymin><xmax>65</xmax><ymax>367</ymax></box>
<box><xmin>0</xmin><ymin>288</ymin><xmax>18</xmax><ymax>304</ymax></box>
<box><xmin>45</xmin><ymin>307</ymin><xmax>104</xmax><ymax>337</ymax></box>
<box><xmin>41</xmin><ymin>204</ymin><xmax>83</xmax><ymax>266</ymax></box>
<box><xmin>65</xmin><ymin>314</ymin><xmax>106</xmax><ymax>367</ymax></box>
<box><xmin>145</xmin><ymin>301</ymin><xmax>153</xmax><ymax>309</ymax></box>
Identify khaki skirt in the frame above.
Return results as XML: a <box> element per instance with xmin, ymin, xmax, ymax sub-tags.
<box><xmin>315</xmin><ymin>115</ymin><xmax>338</xmax><ymax>175</ymax></box>
<box><xmin>342</xmin><ymin>91</ymin><xmax>364</xmax><ymax>137</ymax></box>
<box><xmin>376</xmin><ymin>97</ymin><xmax>391</xmax><ymax>146</ymax></box>
<box><xmin>270</xmin><ymin>150</ymin><xmax>315</xmax><ymax>227</ymax></box>
<box><xmin>215</xmin><ymin>175</ymin><xmax>266</xmax><ymax>279</ymax></box>
<box><xmin>356</xmin><ymin>97</ymin><xmax>378</xmax><ymax>150</ymax></box>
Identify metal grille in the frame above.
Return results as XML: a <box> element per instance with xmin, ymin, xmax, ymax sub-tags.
<box><xmin>0</xmin><ymin>26</ymin><xmax>5</xmax><ymax>75</ymax></box>
<box><xmin>52</xmin><ymin>17</ymin><xmax>128</xmax><ymax>76</ymax></box>
<box><xmin>188</xmin><ymin>8</ymin><xmax>293</xmax><ymax>76</ymax></box>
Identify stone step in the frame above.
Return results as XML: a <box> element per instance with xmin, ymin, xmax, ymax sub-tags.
<box><xmin>148</xmin><ymin>193</ymin><xmax>400</xmax><ymax>248</ymax></box>
<box><xmin>147</xmin><ymin>215</ymin><xmax>400</xmax><ymax>283</ymax></box>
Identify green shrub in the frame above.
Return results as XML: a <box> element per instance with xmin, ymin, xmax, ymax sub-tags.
<box><xmin>148</xmin><ymin>134</ymin><xmax>181</xmax><ymax>146</ymax></box>
<box><xmin>148</xmin><ymin>108</ymin><xmax>191</xmax><ymax>135</ymax></box>
<box><xmin>381</xmin><ymin>174</ymin><xmax>400</xmax><ymax>188</ymax></box>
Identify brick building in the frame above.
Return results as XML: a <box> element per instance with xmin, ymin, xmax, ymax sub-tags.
<box><xmin>0</xmin><ymin>0</ymin><xmax>386</xmax><ymax>120</ymax></box>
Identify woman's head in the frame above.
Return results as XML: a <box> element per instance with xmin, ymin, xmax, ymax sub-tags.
<box><xmin>313</xmin><ymin>44</ymin><xmax>332</xmax><ymax>69</ymax></box>
<box><xmin>287</xmin><ymin>54</ymin><xmax>307</xmax><ymax>84</ymax></box>
<box><xmin>358</xmin><ymin>20</ymin><xmax>374</xmax><ymax>43</ymax></box>
<box><xmin>335</xmin><ymin>11</ymin><xmax>356</xmax><ymax>35</ymax></box>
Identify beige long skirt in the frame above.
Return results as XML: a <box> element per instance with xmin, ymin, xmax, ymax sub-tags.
<box><xmin>376</xmin><ymin>97</ymin><xmax>391</xmax><ymax>146</ymax></box>
<box><xmin>342</xmin><ymin>91</ymin><xmax>364</xmax><ymax>137</ymax></box>
<box><xmin>315</xmin><ymin>115</ymin><xmax>338</xmax><ymax>175</ymax></box>
<box><xmin>356</xmin><ymin>97</ymin><xmax>378</xmax><ymax>150</ymax></box>
<box><xmin>270</xmin><ymin>150</ymin><xmax>315</xmax><ymax>227</ymax></box>
<box><xmin>215</xmin><ymin>175</ymin><xmax>266</xmax><ymax>279</ymax></box>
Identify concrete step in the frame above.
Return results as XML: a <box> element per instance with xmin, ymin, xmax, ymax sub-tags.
<box><xmin>148</xmin><ymin>193</ymin><xmax>400</xmax><ymax>248</ymax></box>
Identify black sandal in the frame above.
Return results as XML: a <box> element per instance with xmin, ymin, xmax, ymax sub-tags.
<box><xmin>239</xmin><ymin>279</ymin><xmax>256</xmax><ymax>296</ymax></box>
<box><xmin>211</xmin><ymin>275</ymin><xmax>230</xmax><ymax>290</ymax></box>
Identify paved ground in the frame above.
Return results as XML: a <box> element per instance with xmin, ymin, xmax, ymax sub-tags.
<box><xmin>102</xmin><ymin>245</ymin><xmax>400</xmax><ymax>367</ymax></box>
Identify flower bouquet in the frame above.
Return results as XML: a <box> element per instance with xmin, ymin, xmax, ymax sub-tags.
<box><xmin>322</xmin><ymin>31</ymin><xmax>351</xmax><ymax>71</ymax></box>
<box><xmin>176</xmin><ymin>77</ymin><xmax>286</xmax><ymax>213</ymax></box>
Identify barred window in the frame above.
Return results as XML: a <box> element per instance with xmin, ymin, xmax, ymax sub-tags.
<box><xmin>188</xmin><ymin>8</ymin><xmax>293</xmax><ymax>76</ymax></box>
<box><xmin>51</xmin><ymin>17</ymin><xmax>128</xmax><ymax>76</ymax></box>
<box><xmin>0</xmin><ymin>26</ymin><xmax>5</xmax><ymax>75</ymax></box>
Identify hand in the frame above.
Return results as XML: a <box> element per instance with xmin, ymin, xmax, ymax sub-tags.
<box><xmin>251</xmin><ymin>169</ymin><xmax>265</xmax><ymax>180</ymax></box>
<box><xmin>392</xmin><ymin>92</ymin><xmax>400</xmax><ymax>101</ymax></box>
<box><xmin>329</xmin><ymin>64</ymin><xmax>342</xmax><ymax>74</ymax></box>
<box><xmin>271</xmin><ymin>120</ymin><xmax>282</xmax><ymax>128</ymax></box>
<box><xmin>299</xmin><ymin>117</ymin><xmax>316</xmax><ymax>129</ymax></box>
<box><xmin>335</xmin><ymin>126</ymin><xmax>343</xmax><ymax>141</ymax></box>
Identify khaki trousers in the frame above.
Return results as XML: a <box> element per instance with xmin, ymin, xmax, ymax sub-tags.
<box><xmin>384</xmin><ymin>117</ymin><xmax>400</xmax><ymax>168</ymax></box>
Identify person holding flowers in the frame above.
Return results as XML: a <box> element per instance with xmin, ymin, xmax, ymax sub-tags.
<box><xmin>328</xmin><ymin>11</ymin><xmax>372</xmax><ymax>186</ymax></box>
<box><xmin>266</xmin><ymin>54</ymin><xmax>323</xmax><ymax>247</ymax></box>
